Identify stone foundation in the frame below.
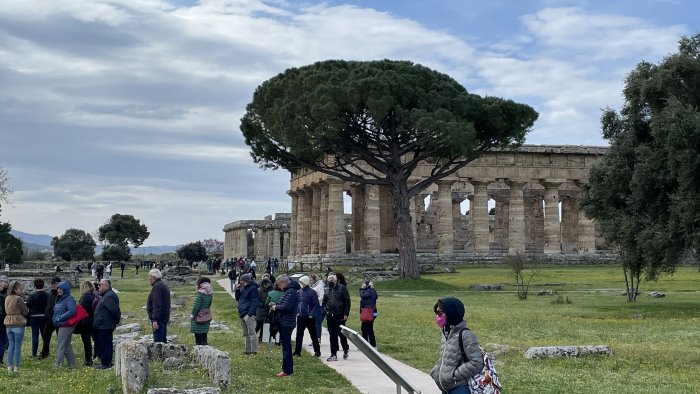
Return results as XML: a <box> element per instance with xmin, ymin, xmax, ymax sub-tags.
<box><xmin>192</xmin><ymin>345</ymin><xmax>231</xmax><ymax>387</ymax></box>
<box><xmin>524</xmin><ymin>345</ymin><xmax>612</xmax><ymax>359</ymax></box>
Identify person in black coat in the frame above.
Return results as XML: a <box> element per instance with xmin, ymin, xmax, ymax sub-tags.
<box><xmin>270</xmin><ymin>275</ymin><xmax>299</xmax><ymax>377</ymax></box>
<box><xmin>293</xmin><ymin>275</ymin><xmax>321</xmax><ymax>357</ymax></box>
<box><xmin>323</xmin><ymin>273</ymin><xmax>351</xmax><ymax>361</ymax></box>
<box><xmin>40</xmin><ymin>277</ymin><xmax>61</xmax><ymax>359</ymax></box>
<box><xmin>26</xmin><ymin>278</ymin><xmax>48</xmax><ymax>358</ymax></box>
<box><xmin>147</xmin><ymin>269</ymin><xmax>171</xmax><ymax>343</ymax></box>
<box><xmin>76</xmin><ymin>281</ymin><xmax>97</xmax><ymax>365</ymax></box>
<box><xmin>93</xmin><ymin>279</ymin><xmax>121</xmax><ymax>370</ymax></box>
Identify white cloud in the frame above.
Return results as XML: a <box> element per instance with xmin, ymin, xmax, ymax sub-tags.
<box><xmin>521</xmin><ymin>7</ymin><xmax>686</xmax><ymax>60</ymax></box>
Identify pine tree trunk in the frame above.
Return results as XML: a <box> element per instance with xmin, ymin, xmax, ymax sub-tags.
<box><xmin>391</xmin><ymin>182</ymin><xmax>420</xmax><ymax>279</ymax></box>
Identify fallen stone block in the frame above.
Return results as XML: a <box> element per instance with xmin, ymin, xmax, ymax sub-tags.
<box><xmin>469</xmin><ymin>284</ymin><xmax>502</xmax><ymax>291</ymax></box>
<box><xmin>163</xmin><ymin>356</ymin><xmax>184</xmax><ymax>369</ymax></box>
<box><xmin>525</xmin><ymin>345</ymin><xmax>611</xmax><ymax>359</ymax></box>
<box><xmin>192</xmin><ymin>345</ymin><xmax>231</xmax><ymax>387</ymax></box>
<box><xmin>648</xmin><ymin>291</ymin><xmax>665</xmax><ymax>298</ymax></box>
<box><xmin>147</xmin><ymin>388</ymin><xmax>221</xmax><ymax>394</ymax></box>
<box><xmin>117</xmin><ymin>340</ymin><xmax>148</xmax><ymax>394</ymax></box>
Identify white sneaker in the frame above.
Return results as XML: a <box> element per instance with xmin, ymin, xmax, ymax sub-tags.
<box><xmin>13</xmin><ymin>366</ymin><xmax>18</xmax><ymax>372</ymax></box>
<box><xmin>7</xmin><ymin>366</ymin><xmax>12</xmax><ymax>372</ymax></box>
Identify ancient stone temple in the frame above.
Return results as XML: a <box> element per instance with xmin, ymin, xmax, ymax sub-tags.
<box><xmin>286</xmin><ymin>145</ymin><xmax>609</xmax><ymax>262</ymax></box>
<box><xmin>222</xmin><ymin>214</ymin><xmax>291</xmax><ymax>260</ymax></box>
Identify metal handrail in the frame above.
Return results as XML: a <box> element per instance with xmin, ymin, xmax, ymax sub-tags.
<box><xmin>340</xmin><ymin>325</ymin><xmax>421</xmax><ymax>394</ymax></box>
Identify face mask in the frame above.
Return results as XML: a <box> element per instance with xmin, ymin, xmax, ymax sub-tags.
<box><xmin>435</xmin><ymin>314</ymin><xmax>447</xmax><ymax>328</ymax></box>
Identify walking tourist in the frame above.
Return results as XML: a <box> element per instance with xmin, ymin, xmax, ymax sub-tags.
<box><xmin>293</xmin><ymin>275</ymin><xmax>321</xmax><ymax>357</ymax></box>
<box><xmin>234</xmin><ymin>273</ymin><xmax>258</xmax><ymax>355</ymax></box>
<box><xmin>323</xmin><ymin>273</ymin><xmax>351</xmax><ymax>361</ymax></box>
<box><xmin>4</xmin><ymin>281</ymin><xmax>28</xmax><ymax>372</ymax></box>
<box><xmin>77</xmin><ymin>280</ymin><xmax>96</xmax><ymax>365</ymax></box>
<box><xmin>359</xmin><ymin>280</ymin><xmax>378</xmax><ymax>347</ymax></box>
<box><xmin>26</xmin><ymin>278</ymin><xmax>47</xmax><ymax>358</ymax></box>
<box><xmin>93</xmin><ymin>279</ymin><xmax>121</xmax><ymax>370</ymax></box>
<box><xmin>430</xmin><ymin>297</ymin><xmax>484</xmax><ymax>393</ymax></box>
<box><xmin>255</xmin><ymin>278</ymin><xmax>272</xmax><ymax>342</ymax></box>
<box><xmin>310</xmin><ymin>274</ymin><xmax>325</xmax><ymax>344</ymax></box>
<box><xmin>147</xmin><ymin>269</ymin><xmax>171</xmax><ymax>343</ymax></box>
<box><xmin>190</xmin><ymin>278</ymin><xmax>213</xmax><ymax>346</ymax></box>
<box><xmin>40</xmin><ymin>277</ymin><xmax>61</xmax><ymax>359</ymax></box>
<box><xmin>270</xmin><ymin>275</ymin><xmax>299</xmax><ymax>377</ymax></box>
<box><xmin>53</xmin><ymin>282</ymin><xmax>77</xmax><ymax>368</ymax></box>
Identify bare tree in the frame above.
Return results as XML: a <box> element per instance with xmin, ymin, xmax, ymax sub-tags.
<box><xmin>506</xmin><ymin>252</ymin><xmax>540</xmax><ymax>300</ymax></box>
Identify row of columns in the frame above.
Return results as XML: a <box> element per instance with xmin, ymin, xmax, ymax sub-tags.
<box><xmin>289</xmin><ymin>178</ymin><xmax>597</xmax><ymax>257</ymax></box>
<box><xmin>289</xmin><ymin>180</ymin><xmax>346</xmax><ymax>256</ymax></box>
<box><xmin>225</xmin><ymin>227</ymin><xmax>289</xmax><ymax>260</ymax></box>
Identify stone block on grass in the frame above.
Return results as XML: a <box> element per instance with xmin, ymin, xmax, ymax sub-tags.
<box><xmin>192</xmin><ymin>345</ymin><xmax>231</xmax><ymax>387</ymax></box>
<box><xmin>525</xmin><ymin>345</ymin><xmax>611</xmax><ymax>359</ymax></box>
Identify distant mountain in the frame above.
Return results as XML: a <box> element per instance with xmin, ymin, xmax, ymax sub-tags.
<box><xmin>11</xmin><ymin>229</ymin><xmax>179</xmax><ymax>256</ymax></box>
<box><xmin>10</xmin><ymin>229</ymin><xmax>54</xmax><ymax>246</ymax></box>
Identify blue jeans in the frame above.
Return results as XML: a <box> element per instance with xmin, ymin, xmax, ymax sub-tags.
<box><xmin>153</xmin><ymin>318</ymin><xmax>169</xmax><ymax>343</ymax></box>
<box><xmin>6</xmin><ymin>326</ymin><xmax>26</xmax><ymax>367</ymax></box>
<box><xmin>30</xmin><ymin>316</ymin><xmax>45</xmax><ymax>357</ymax></box>
<box><xmin>279</xmin><ymin>326</ymin><xmax>293</xmax><ymax>374</ymax></box>
<box><xmin>447</xmin><ymin>384</ymin><xmax>471</xmax><ymax>394</ymax></box>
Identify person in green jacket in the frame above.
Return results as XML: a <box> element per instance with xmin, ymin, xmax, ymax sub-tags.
<box><xmin>190</xmin><ymin>277</ymin><xmax>213</xmax><ymax>345</ymax></box>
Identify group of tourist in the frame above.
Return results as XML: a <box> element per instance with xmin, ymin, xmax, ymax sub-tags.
<box><xmin>0</xmin><ymin>275</ymin><xmax>121</xmax><ymax>371</ymax></box>
<box><xmin>231</xmin><ymin>270</ymin><xmax>378</xmax><ymax>378</ymax></box>
<box><xmin>0</xmin><ymin>267</ymin><xmax>174</xmax><ymax>373</ymax></box>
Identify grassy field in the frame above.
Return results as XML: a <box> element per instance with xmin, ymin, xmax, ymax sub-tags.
<box><xmin>0</xmin><ymin>265</ymin><xmax>697</xmax><ymax>393</ymax></box>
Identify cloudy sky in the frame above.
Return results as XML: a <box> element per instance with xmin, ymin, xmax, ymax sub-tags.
<box><xmin>0</xmin><ymin>0</ymin><xmax>696</xmax><ymax>245</ymax></box>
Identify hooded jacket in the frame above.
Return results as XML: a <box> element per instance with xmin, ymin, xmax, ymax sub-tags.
<box><xmin>52</xmin><ymin>282</ymin><xmax>77</xmax><ymax>327</ymax></box>
<box><xmin>430</xmin><ymin>297</ymin><xmax>484</xmax><ymax>392</ymax></box>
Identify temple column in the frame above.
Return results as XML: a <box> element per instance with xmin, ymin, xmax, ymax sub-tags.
<box><xmin>304</xmin><ymin>188</ymin><xmax>313</xmax><ymax>254</ymax></box>
<box><xmin>288</xmin><ymin>191</ymin><xmax>299</xmax><ymax>257</ymax></box>
<box><xmin>239</xmin><ymin>229</ymin><xmax>248</xmax><ymax>257</ymax></box>
<box><xmin>436</xmin><ymin>180</ymin><xmax>454</xmax><ymax>254</ymax></box>
<box><xmin>327</xmin><ymin>179</ymin><xmax>346</xmax><ymax>255</ymax></box>
<box><xmin>351</xmin><ymin>184</ymin><xmax>365</xmax><ymax>252</ymax></box>
<box><xmin>578</xmin><ymin>211</ymin><xmax>596</xmax><ymax>254</ymax></box>
<box><xmin>471</xmin><ymin>180</ymin><xmax>490</xmax><ymax>253</ymax></box>
<box><xmin>364</xmin><ymin>184</ymin><xmax>381</xmax><ymax>254</ymax></box>
<box><xmin>319</xmin><ymin>183</ymin><xmax>329</xmax><ymax>254</ymax></box>
<box><xmin>282</xmin><ymin>232</ymin><xmax>290</xmax><ymax>258</ymax></box>
<box><xmin>544</xmin><ymin>182</ymin><xmax>561</xmax><ymax>254</ymax></box>
<box><xmin>311</xmin><ymin>185</ymin><xmax>320</xmax><ymax>254</ymax></box>
<box><xmin>272</xmin><ymin>228</ymin><xmax>281</xmax><ymax>258</ymax></box>
<box><xmin>296</xmin><ymin>190</ymin><xmax>307</xmax><ymax>255</ymax></box>
<box><xmin>254</xmin><ymin>229</ymin><xmax>264</xmax><ymax>259</ymax></box>
<box><xmin>508</xmin><ymin>181</ymin><xmax>526</xmax><ymax>254</ymax></box>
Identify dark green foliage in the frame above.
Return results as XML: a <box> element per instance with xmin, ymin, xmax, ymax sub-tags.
<box><xmin>0</xmin><ymin>222</ymin><xmax>22</xmax><ymax>264</ymax></box>
<box><xmin>98</xmin><ymin>214</ymin><xmax>149</xmax><ymax>262</ymax></box>
<box><xmin>176</xmin><ymin>241</ymin><xmax>208</xmax><ymax>262</ymax></box>
<box><xmin>580</xmin><ymin>33</ymin><xmax>700</xmax><ymax>301</ymax></box>
<box><xmin>241</xmin><ymin>60</ymin><xmax>537</xmax><ymax>278</ymax></box>
<box><xmin>101</xmin><ymin>244</ymin><xmax>130</xmax><ymax>262</ymax></box>
<box><xmin>51</xmin><ymin>228</ymin><xmax>96</xmax><ymax>261</ymax></box>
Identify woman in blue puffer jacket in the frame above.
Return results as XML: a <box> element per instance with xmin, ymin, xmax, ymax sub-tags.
<box><xmin>52</xmin><ymin>282</ymin><xmax>77</xmax><ymax>368</ymax></box>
